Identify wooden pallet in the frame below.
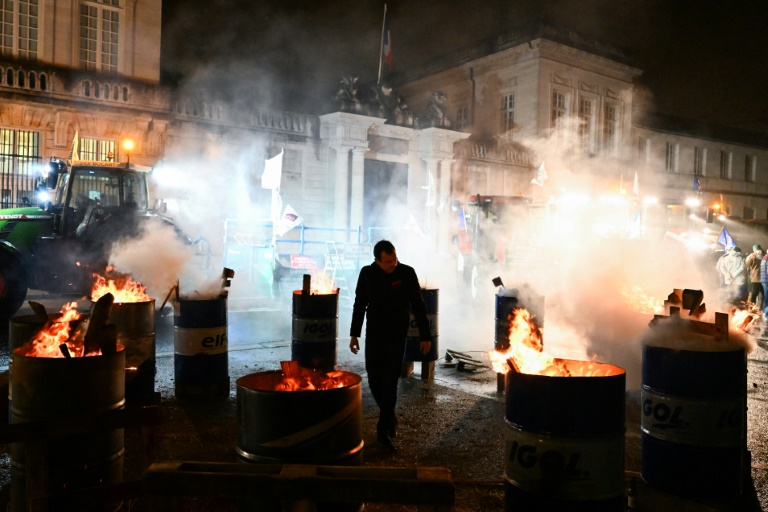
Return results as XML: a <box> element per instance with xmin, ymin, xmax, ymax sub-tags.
<box><xmin>143</xmin><ymin>461</ymin><xmax>455</xmax><ymax>511</ymax></box>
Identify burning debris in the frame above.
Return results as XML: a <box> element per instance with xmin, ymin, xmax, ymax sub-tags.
<box><xmin>490</xmin><ymin>307</ymin><xmax>622</xmax><ymax>378</ymax></box>
<box><xmin>14</xmin><ymin>295</ymin><xmax>122</xmax><ymax>358</ymax></box>
<box><xmin>91</xmin><ymin>266</ymin><xmax>152</xmax><ymax>303</ymax></box>
<box><xmin>274</xmin><ymin>361</ymin><xmax>354</xmax><ymax>391</ymax></box>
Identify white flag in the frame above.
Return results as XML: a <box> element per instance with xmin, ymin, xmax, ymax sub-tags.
<box><xmin>262</xmin><ymin>150</ymin><xmax>283</xmax><ymax>190</ymax></box>
<box><xmin>531</xmin><ymin>161</ymin><xmax>547</xmax><ymax>187</ymax></box>
<box><xmin>274</xmin><ymin>204</ymin><xmax>304</xmax><ymax>236</ymax></box>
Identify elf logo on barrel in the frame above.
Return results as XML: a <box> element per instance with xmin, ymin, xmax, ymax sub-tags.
<box><xmin>175</xmin><ymin>326</ymin><xmax>228</xmax><ymax>356</ymax></box>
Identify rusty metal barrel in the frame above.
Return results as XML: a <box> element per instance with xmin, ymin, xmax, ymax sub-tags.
<box><xmin>236</xmin><ymin>370</ymin><xmax>363</xmax><ymax>511</ymax></box>
<box><xmin>504</xmin><ymin>360</ymin><xmax>626</xmax><ymax>511</ymax></box>
<box><xmin>291</xmin><ymin>291</ymin><xmax>338</xmax><ymax>372</ymax></box>
<box><xmin>641</xmin><ymin>344</ymin><xmax>747</xmax><ymax>500</ymax></box>
<box><xmin>7</xmin><ymin>312</ymin><xmax>90</xmax><ymax>418</ymax></box>
<box><xmin>404</xmin><ymin>288</ymin><xmax>439</xmax><ymax>362</ymax></box>
<box><xmin>495</xmin><ymin>290</ymin><xmax>545</xmax><ymax>351</ymax></box>
<box><xmin>235</xmin><ymin>370</ymin><xmax>363</xmax><ymax>464</ymax></box>
<box><xmin>9</xmin><ymin>347</ymin><xmax>126</xmax><ymax>512</ymax></box>
<box><xmin>173</xmin><ymin>296</ymin><xmax>230</xmax><ymax>399</ymax></box>
<box><xmin>108</xmin><ymin>300</ymin><xmax>156</xmax><ymax>405</ymax></box>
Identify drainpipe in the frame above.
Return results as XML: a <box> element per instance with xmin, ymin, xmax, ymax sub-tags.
<box><xmin>469</xmin><ymin>67</ymin><xmax>476</xmax><ymax>127</ymax></box>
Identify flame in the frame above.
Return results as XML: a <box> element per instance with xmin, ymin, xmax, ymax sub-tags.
<box><xmin>15</xmin><ymin>302</ymin><xmax>92</xmax><ymax>358</ymax></box>
<box><xmin>730</xmin><ymin>308</ymin><xmax>759</xmax><ymax>333</ymax></box>
<box><xmin>489</xmin><ymin>308</ymin><xmax>621</xmax><ymax>377</ymax></box>
<box><xmin>91</xmin><ymin>268</ymin><xmax>151</xmax><ymax>303</ymax></box>
<box><xmin>620</xmin><ymin>284</ymin><xmax>664</xmax><ymax>315</ymax></box>
<box><xmin>275</xmin><ymin>361</ymin><xmax>353</xmax><ymax>391</ymax></box>
<box><xmin>490</xmin><ymin>308</ymin><xmax>554</xmax><ymax>374</ymax></box>
<box><xmin>309</xmin><ymin>270</ymin><xmax>337</xmax><ymax>295</ymax></box>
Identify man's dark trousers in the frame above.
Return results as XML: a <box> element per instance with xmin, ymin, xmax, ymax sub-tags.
<box><xmin>365</xmin><ymin>332</ymin><xmax>407</xmax><ymax>437</ymax></box>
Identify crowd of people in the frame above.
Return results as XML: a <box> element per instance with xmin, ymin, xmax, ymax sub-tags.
<box><xmin>716</xmin><ymin>244</ymin><xmax>768</xmax><ymax>312</ymax></box>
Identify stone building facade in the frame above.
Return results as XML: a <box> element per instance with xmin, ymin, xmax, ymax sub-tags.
<box><xmin>1</xmin><ymin>4</ymin><xmax>767</xmax><ymax>269</ymax></box>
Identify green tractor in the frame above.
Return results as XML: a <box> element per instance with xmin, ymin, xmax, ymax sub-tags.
<box><xmin>0</xmin><ymin>158</ymin><xmax>208</xmax><ymax>323</ymax></box>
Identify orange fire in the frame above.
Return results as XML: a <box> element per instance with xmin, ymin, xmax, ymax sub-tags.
<box><xmin>91</xmin><ymin>268</ymin><xmax>151</xmax><ymax>303</ymax></box>
<box><xmin>309</xmin><ymin>270</ymin><xmax>337</xmax><ymax>295</ymax></box>
<box><xmin>15</xmin><ymin>302</ymin><xmax>93</xmax><ymax>358</ymax></box>
<box><xmin>275</xmin><ymin>361</ymin><xmax>353</xmax><ymax>391</ymax></box>
<box><xmin>730</xmin><ymin>308</ymin><xmax>759</xmax><ymax>332</ymax></box>
<box><xmin>490</xmin><ymin>308</ymin><xmax>553</xmax><ymax>374</ymax></box>
<box><xmin>620</xmin><ymin>284</ymin><xmax>664</xmax><ymax>315</ymax></box>
<box><xmin>489</xmin><ymin>308</ymin><xmax>620</xmax><ymax>377</ymax></box>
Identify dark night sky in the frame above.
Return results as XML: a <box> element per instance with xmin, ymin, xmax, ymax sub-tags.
<box><xmin>161</xmin><ymin>0</ymin><xmax>768</xmax><ymax>132</ymax></box>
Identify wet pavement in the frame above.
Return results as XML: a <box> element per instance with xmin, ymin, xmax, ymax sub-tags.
<box><xmin>0</xmin><ymin>292</ymin><xmax>767</xmax><ymax>511</ymax></box>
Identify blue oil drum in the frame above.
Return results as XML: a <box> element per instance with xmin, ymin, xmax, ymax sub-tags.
<box><xmin>641</xmin><ymin>344</ymin><xmax>746</xmax><ymax>500</ymax></box>
<box><xmin>404</xmin><ymin>288</ymin><xmax>438</xmax><ymax>362</ymax></box>
<box><xmin>504</xmin><ymin>359</ymin><xmax>626</xmax><ymax>511</ymax></box>
<box><xmin>173</xmin><ymin>297</ymin><xmax>230</xmax><ymax>399</ymax></box>
<box><xmin>291</xmin><ymin>291</ymin><xmax>338</xmax><ymax>372</ymax></box>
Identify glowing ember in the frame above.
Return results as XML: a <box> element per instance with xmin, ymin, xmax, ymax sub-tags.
<box><xmin>620</xmin><ymin>284</ymin><xmax>664</xmax><ymax>315</ymax></box>
<box><xmin>275</xmin><ymin>360</ymin><xmax>354</xmax><ymax>391</ymax></box>
<box><xmin>15</xmin><ymin>302</ymin><xmax>93</xmax><ymax>358</ymax></box>
<box><xmin>91</xmin><ymin>268</ymin><xmax>151</xmax><ymax>303</ymax></box>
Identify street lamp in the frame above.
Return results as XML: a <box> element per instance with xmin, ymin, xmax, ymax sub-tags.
<box><xmin>123</xmin><ymin>139</ymin><xmax>134</xmax><ymax>167</ymax></box>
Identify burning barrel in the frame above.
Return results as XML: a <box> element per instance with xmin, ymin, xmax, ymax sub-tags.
<box><xmin>235</xmin><ymin>368</ymin><xmax>363</xmax><ymax>464</ymax></box>
<box><xmin>236</xmin><ymin>367</ymin><xmax>363</xmax><ymax>511</ymax></box>
<box><xmin>291</xmin><ymin>290</ymin><xmax>339</xmax><ymax>372</ymax></box>
<box><xmin>504</xmin><ymin>359</ymin><xmax>626</xmax><ymax>511</ymax></box>
<box><xmin>109</xmin><ymin>299</ymin><xmax>156</xmax><ymax>405</ymax></box>
<box><xmin>174</xmin><ymin>296</ymin><xmax>230</xmax><ymax>399</ymax></box>
<box><xmin>9</xmin><ymin>346</ymin><xmax>126</xmax><ymax>512</ymax></box>
<box><xmin>402</xmin><ymin>288</ymin><xmax>439</xmax><ymax>379</ymax></box>
<box><xmin>641</xmin><ymin>343</ymin><xmax>747</xmax><ymax>500</ymax></box>
<box><xmin>7</xmin><ymin>307</ymin><xmax>90</xmax><ymax>420</ymax></box>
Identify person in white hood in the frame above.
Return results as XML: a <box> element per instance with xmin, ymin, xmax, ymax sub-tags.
<box><xmin>719</xmin><ymin>246</ymin><xmax>747</xmax><ymax>305</ymax></box>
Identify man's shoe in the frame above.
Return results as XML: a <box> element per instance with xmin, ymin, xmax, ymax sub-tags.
<box><xmin>377</xmin><ymin>434</ymin><xmax>397</xmax><ymax>453</ymax></box>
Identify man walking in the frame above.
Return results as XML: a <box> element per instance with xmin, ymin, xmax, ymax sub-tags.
<box><xmin>349</xmin><ymin>240</ymin><xmax>432</xmax><ymax>452</ymax></box>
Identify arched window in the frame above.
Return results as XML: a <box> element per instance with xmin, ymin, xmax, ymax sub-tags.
<box><xmin>40</xmin><ymin>74</ymin><xmax>48</xmax><ymax>90</ymax></box>
<box><xmin>122</xmin><ymin>86</ymin><xmax>128</xmax><ymax>101</ymax></box>
<box><xmin>94</xmin><ymin>83</ymin><xmax>101</xmax><ymax>98</ymax></box>
<box><xmin>113</xmin><ymin>85</ymin><xmax>119</xmax><ymax>100</ymax></box>
<box><xmin>29</xmin><ymin>72</ymin><xmax>37</xmax><ymax>89</ymax></box>
<box><xmin>18</xmin><ymin>71</ymin><xmax>25</xmax><ymax>88</ymax></box>
<box><xmin>6</xmin><ymin>69</ymin><xmax>14</xmax><ymax>86</ymax></box>
<box><xmin>84</xmin><ymin>81</ymin><xmax>91</xmax><ymax>96</ymax></box>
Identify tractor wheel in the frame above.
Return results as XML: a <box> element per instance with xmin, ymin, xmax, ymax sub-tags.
<box><xmin>0</xmin><ymin>251</ymin><xmax>28</xmax><ymax>323</ymax></box>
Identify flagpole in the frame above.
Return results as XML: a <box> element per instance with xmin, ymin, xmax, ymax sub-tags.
<box><xmin>377</xmin><ymin>3</ymin><xmax>387</xmax><ymax>84</ymax></box>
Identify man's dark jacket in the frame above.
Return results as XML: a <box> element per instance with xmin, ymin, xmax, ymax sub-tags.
<box><xmin>350</xmin><ymin>261</ymin><xmax>432</xmax><ymax>342</ymax></box>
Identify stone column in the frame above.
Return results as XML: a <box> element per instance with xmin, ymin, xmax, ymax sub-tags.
<box><xmin>437</xmin><ymin>159</ymin><xmax>452</xmax><ymax>255</ymax></box>
<box><xmin>349</xmin><ymin>148</ymin><xmax>366</xmax><ymax>239</ymax></box>
<box><xmin>422</xmin><ymin>157</ymin><xmax>442</xmax><ymax>249</ymax></box>
<box><xmin>332</xmin><ymin>146</ymin><xmax>351</xmax><ymax>232</ymax></box>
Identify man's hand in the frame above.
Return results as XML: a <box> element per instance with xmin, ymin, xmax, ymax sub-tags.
<box><xmin>419</xmin><ymin>340</ymin><xmax>431</xmax><ymax>355</ymax></box>
<box><xmin>350</xmin><ymin>336</ymin><xmax>360</xmax><ymax>354</ymax></box>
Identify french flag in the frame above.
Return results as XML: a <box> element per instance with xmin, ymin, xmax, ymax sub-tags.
<box><xmin>382</xmin><ymin>6</ymin><xmax>392</xmax><ymax>71</ymax></box>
